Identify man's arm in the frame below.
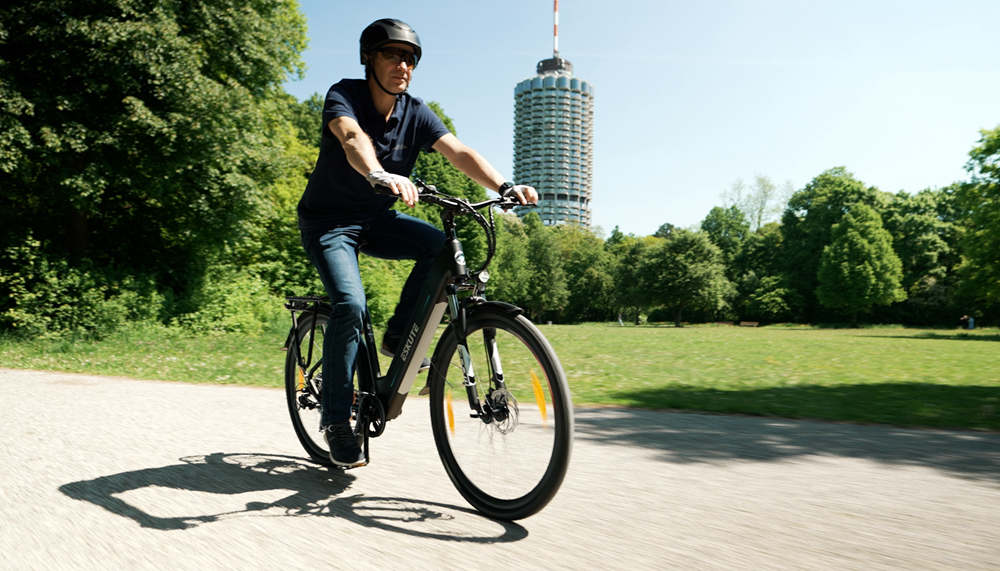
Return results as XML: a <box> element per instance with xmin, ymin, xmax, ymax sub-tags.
<box><xmin>327</xmin><ymin>116</ymin><xmax>419</xmax><ymax>207</ymax></box>
<box><xmin>432</xmin><ymin>133</ymin><xmax>538</xmax><ymax>204</ymax></box>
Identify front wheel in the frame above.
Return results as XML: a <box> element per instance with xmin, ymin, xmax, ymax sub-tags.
<box><xmin>428</xmin><ymin>307</ymin><xmax>573</xmax><ymax>520</ymax></box>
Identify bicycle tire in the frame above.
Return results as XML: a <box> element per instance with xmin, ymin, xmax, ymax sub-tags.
<box><xmin>285</xmin><ymin>311</ymin><xmax>332</xmax><ymax>466</ymax></box>
<box><xmin>428</xmin><ymin>307</ymin><xmax>573</xmax><ymax>520</ymax></box>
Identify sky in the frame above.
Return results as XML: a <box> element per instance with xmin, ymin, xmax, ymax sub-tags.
<box><xmin>283</xmin><ymin>0</ymin><xmax>1000</xmax><ymax>237</ymax></box>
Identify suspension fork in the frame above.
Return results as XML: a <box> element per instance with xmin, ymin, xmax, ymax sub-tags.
<box><xmin>447</xmin><ymin>288</ymin><xmax>493</xmax><ymax>421</ymax></box>
<box><xmin>483</xmin><ymin>327</ymin><xmax>505</xmax><ymax>390</ymax></box>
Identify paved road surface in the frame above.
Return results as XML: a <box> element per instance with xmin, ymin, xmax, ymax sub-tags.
<box><xmin>1</xmin><ymin>368</ymin><xmax>998</xmax><ymax>569</ymax></box>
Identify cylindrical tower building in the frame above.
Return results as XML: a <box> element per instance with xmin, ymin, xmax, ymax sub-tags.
<box><xmin>513</xmin><ymin>55</ymin><xmax>594</xmax><ymax>226</ymax></box>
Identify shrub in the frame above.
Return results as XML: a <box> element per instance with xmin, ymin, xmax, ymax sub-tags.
<box><xmin>171</xmin><ymin>264</ymin><xmax>285</xmax><ymax>334</ymax></box>
<box><xmin>0</xmin><ymin>236</ymin><xmax>164</xmax><ymax>338</ymax></box>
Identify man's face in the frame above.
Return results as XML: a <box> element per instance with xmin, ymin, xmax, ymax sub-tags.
<box><xmin>371</xmin><ymin>42</ymin><xmax>415</xmax><ymax>93</ymax></box>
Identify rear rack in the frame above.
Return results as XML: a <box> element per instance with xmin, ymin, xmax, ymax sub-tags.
<box><xmin>284</xmin><ymin>295</ymin><xmax>331</xmax><ymax>313</ymax></box>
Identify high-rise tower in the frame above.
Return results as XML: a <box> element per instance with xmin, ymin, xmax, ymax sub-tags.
<box><xmin>513</xmin><ymin>0</ymin><xmax>594</xmax><ymax>226</ymax></box>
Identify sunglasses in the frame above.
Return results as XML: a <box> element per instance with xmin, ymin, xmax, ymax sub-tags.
<box><xmin>377</xmin><ymin>47</ymin><xmax>417</xmax><ymax>68</ymax></box>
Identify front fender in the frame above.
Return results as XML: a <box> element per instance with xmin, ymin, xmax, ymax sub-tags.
<box><xmin>464</xmin><ymin>299</ymin><xmax>524</xmax><ymax>317</ymax></box>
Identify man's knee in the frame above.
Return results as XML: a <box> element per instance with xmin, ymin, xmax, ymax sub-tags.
<box><xmin>333</xmin><ymin>289</ymin><xmax>366</xmax><ymax>320</ymax></box>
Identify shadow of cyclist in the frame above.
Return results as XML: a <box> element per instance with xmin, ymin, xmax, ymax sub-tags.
<box><xmin>58</xmin><ymin>452</ymin><xmax>526</xmax><ymax>542</ymax></box>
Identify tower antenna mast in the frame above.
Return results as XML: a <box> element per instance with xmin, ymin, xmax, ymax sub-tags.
<box><xmin>553</xmin><ymin>0</ymin><xmax>559</xmax><ymax>57</ymax></box>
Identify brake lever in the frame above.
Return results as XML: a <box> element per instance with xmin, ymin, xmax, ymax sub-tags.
<box><xmin>413</xmin><ymin>177</ymin><xmax>437</xmax><ymax>195</ymax></box>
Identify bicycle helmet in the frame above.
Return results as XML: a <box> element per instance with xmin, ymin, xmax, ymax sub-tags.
<box><xmin>360</xmin><ymin>18</ymin><xmax>422</xmax><ymax>67</ymax></box>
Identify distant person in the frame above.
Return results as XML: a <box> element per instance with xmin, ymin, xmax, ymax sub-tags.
<box><xmin>296</xmin><ymin>18</ymin><xmax>537</xmax><ymax>468</ymax></box>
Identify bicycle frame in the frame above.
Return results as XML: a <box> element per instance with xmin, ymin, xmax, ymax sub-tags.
<box><xmin>377</xmin><ymin>244</ymin><xmax>453</xmax><ymax>420</ymax></box>
<box><xmin>285</xmin><ymin>207</ymin><xmax>478</xmax><ymax>425</ymax></box>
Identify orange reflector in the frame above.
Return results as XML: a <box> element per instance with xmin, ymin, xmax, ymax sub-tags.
<box><xmin>530</xmin><ymin>370</ymin><xmax>547</xmax><ymax>424</ymax></box>
<box><xmin>446</xmin><ymin>390</ymin><xmax>455</xmax><ymax>435</ymax></box>
<box><xmin>297</xmin><ymin>368</ymin><xmax>305</xmax><ymax>390</ymax></box>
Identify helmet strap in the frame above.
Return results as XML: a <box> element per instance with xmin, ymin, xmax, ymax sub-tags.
<box><xmin>365</xmin><ymin>61</ymin><xmax>405</xmax><ymax>97</ymax></box>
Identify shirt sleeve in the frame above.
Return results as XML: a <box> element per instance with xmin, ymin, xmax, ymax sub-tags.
<box><xmin>414</xmin><ymin>99</ymin><xmax>452</xmax><ymax>151</ymax></box>
<box><xmin>323</xmin><ymin>81</ymin><xmax>359</xmax><ymax>127</ymax></box>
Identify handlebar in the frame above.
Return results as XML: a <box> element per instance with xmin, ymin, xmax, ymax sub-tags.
<box><xmin>372</xmin><ymin>179</ymin><xmax>527</xmax><ymax>212</ymax></box>
<box><xmin>372</xmin><ymin>177</ymin><xmax>532</xmax><ymax>279</ymax></box>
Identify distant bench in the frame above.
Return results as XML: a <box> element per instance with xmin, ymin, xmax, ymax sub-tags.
<box><xmin>739</xmin><ymin>321</ymin><xmax>760</xmax><ymax>327</ymax></box>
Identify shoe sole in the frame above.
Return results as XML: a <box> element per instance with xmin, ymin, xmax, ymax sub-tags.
<box><xmin>331</xmin><ymin>459</ymin><xmax>367</xmax><ymax>469</ymax></box>
<box><xmin>329</xmin><ymin>454</ymin><xmax>367</xmax><ymax>469</ymax></box>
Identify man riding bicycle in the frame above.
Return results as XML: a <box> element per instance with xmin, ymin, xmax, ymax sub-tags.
<box><xmin>296</xmin><ymin>18</ymin><xmax>537</xmax><ymax>468</ymax></box>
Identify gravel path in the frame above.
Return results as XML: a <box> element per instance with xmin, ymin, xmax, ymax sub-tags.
<box><xmin>1</xmin><ymin>368</ymin><xmax>998</xmax><ymax>569</ymax></box>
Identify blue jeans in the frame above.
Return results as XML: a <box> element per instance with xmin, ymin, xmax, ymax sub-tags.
<box><xmin>301</xmin><ymin>209</ymin><xmax>446</xmax><ymax>427</ymax></box>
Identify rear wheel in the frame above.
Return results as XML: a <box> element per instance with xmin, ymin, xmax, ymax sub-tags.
<box><xmin>285</xmin><ymin>312</ymin><xmax>331</xmax><ymax>465</ymax></box>
<box><xmin>428</xmin><ymin>307</ymin><xmax>573</xmax><ymax>520</ymax></box>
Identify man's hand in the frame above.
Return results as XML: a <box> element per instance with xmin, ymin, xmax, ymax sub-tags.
<box><xmin>366</xmin><ymin>170</ymin><xmax>418</xmax><ymax>207</ymax></box>
<box><xmin>501</xmin><ymin>183</ymin><xmax>538</xmax><ymax>205</ymax></box>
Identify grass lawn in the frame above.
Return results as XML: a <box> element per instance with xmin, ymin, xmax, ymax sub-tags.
<box><xmin>2</xmin><ymin>322</ymin><xmax>998</xmax><ymax>430</ymax></box>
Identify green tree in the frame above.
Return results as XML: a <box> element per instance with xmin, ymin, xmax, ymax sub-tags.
<box><xmin>605</xmin><ymin>225</ymin><xmax>626</xmax><ymax>250</ymax></box>
<box><xmin>520</xmin><ymin>212</ymin><xmax>568</xmax><ymax>321</ymax></box>
<box><xmin>732</xmin><ymin>222</ymin><xmax>795</xmax><ymax>322</ymax></box>
<box><xmin>700</xmin><ymin>205</ymin><xmax>750</xmax><ymax>276</ymax></box>
<box><xmin>879</xmin><ymin>187</ymin><xmax>961</xmax><ymax>324</ymax></box>
<box><xmin>283</xmin><ymin>92</ymin><xmax>323</xmax><ymax>147</ymax></box>
<box><xmin>781</xmin><ymin>167</ymin><xmax>885</xmax><ymax>320</ymax></box>
<box><xmin>653</xmin><ymin>222</ymin><xmax>675</xmax><ymax>239</ymax></box>
<box><xmin>956</xmin><ymin>125</ymin><xmax>1000</xmax><ymax>315</ymax></box>
<box><xmin>488</xmin><ymin>213</ymin><xmax>531</xmax><ymax>309</ymax></box>
<box><xmin>0</xmin><ymin>0</ymin><xmax>307</xmax><ymax>332</ymax></box>
<box><xmin>641</xmin><ymin>229</ymin><xmax>732</xmax><ymax>326</ymax></box>
<box><xmin>816</xmin><ymin>203</ymin><xmax>906</xmax><ymax>322</ymax></box>
<box><xmin>609</xmin><ymin>233</ymin><xmax>657</xmax><ymax>324</ymax></box>
<box><xmin>552</xmin><ymin>224</ymin><xmax>615</xmax><ymax>322</ymax></box>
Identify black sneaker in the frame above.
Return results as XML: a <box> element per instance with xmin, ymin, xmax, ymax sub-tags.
<box><xmin>323</xmin><ymin>422</ymin><xmax>366</xmax><ymax>468</ymax></box>
<box><xmin>380</xmin><ymin>333</ymin><xmax>431</xmax><ymax>373</ymax></box>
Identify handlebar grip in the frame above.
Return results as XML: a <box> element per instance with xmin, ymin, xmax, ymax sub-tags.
<box><xmin>372</xmin><ymin>182</ymin><xmax>433</xmax><ymax>196</ymax></box>
<box><xmin>372</xmin><ymin>183</ymin><xmax>396</xmax><ymax>196</ymax></box>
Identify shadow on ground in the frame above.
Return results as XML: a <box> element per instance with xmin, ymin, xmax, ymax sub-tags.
<box><xmin>863</xmin><ymin>332</ymin><xmax>1000</xmax><ymax>342</ymax></box>
<box><xmin>608</xmin><ymin>383</ymin><xmax>999</xmax><ymax>431</ymax></box>
<box><xmin>59</xmin><ymin>452</ymin><xmax>527</xmax><ymax>541</ymax></box>
<box><xmin>574</xmin><ymin>401</ymin><xmax>1000</xmax><ymax>486</ymax></box>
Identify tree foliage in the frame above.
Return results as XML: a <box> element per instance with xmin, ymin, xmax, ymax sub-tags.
<box><xmin>956</xmin><ymin>125</ymin><xmax>1000</xmax><ymax>310</ymax></box>
<box><xmin>0</xmin><ymin>1</ymin><xmax>996</xmax><ymax>333</ymax></box>
<box><xmin>641</xmin><ymin>229</ymin><xmax>733</xmax><ymax>326</ymax></box>
<box><xmin>781</xmin><ymin>167</ymin><xmax>884</xmax><ymax>320</ymax></box>
<box><xmin>700</xmin><ymin>205</ymin><xmax>749</xmax><ymax>275</ymax></box>
<box><xmin>552</xmin><ymin>224</ymin><xmax>615</xmax><ymax>322</ymax></box>
<box><xmin>0</xmin><ymin>0</ymin><xmax>307</xmax><ymax>333</ymax></box>
<box><xmin>816</xmin><ymin>203</ymin><xmax>906</xmax><ymax>320</ymax></box>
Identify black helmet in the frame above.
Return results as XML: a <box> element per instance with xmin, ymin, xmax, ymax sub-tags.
<box><xmin>360</xmin><ymin>19</ymin><xmax>422</xmax><ymax>67</ymax></box>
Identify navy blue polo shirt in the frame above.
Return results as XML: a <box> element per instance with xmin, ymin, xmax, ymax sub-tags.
<box><xmin>297</xmin><ymin>79</ymin><xmax>450</xmax><ymax>231</ymax></box>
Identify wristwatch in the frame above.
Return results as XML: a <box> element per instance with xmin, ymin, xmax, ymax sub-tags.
<box><xmin>497</xmin><ymin>181</ymin><xmax>515</xmax><ymax>196</ymax></box>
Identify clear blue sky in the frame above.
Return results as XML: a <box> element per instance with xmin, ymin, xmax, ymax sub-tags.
<box><xmin>283</xmin><ymin>0</ymin><xmax>1000</xmax><ymax>237</ymax></box>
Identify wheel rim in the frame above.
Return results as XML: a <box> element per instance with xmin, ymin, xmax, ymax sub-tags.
<box><xmin>434</xmin><ymin>319</ymin><xmax>566</xmax><ymax>507</ymax></box>
<box><xmin>287</xmin><ymin>315</ymin><xmax>329</xmax><ymax>458</ymax></box>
